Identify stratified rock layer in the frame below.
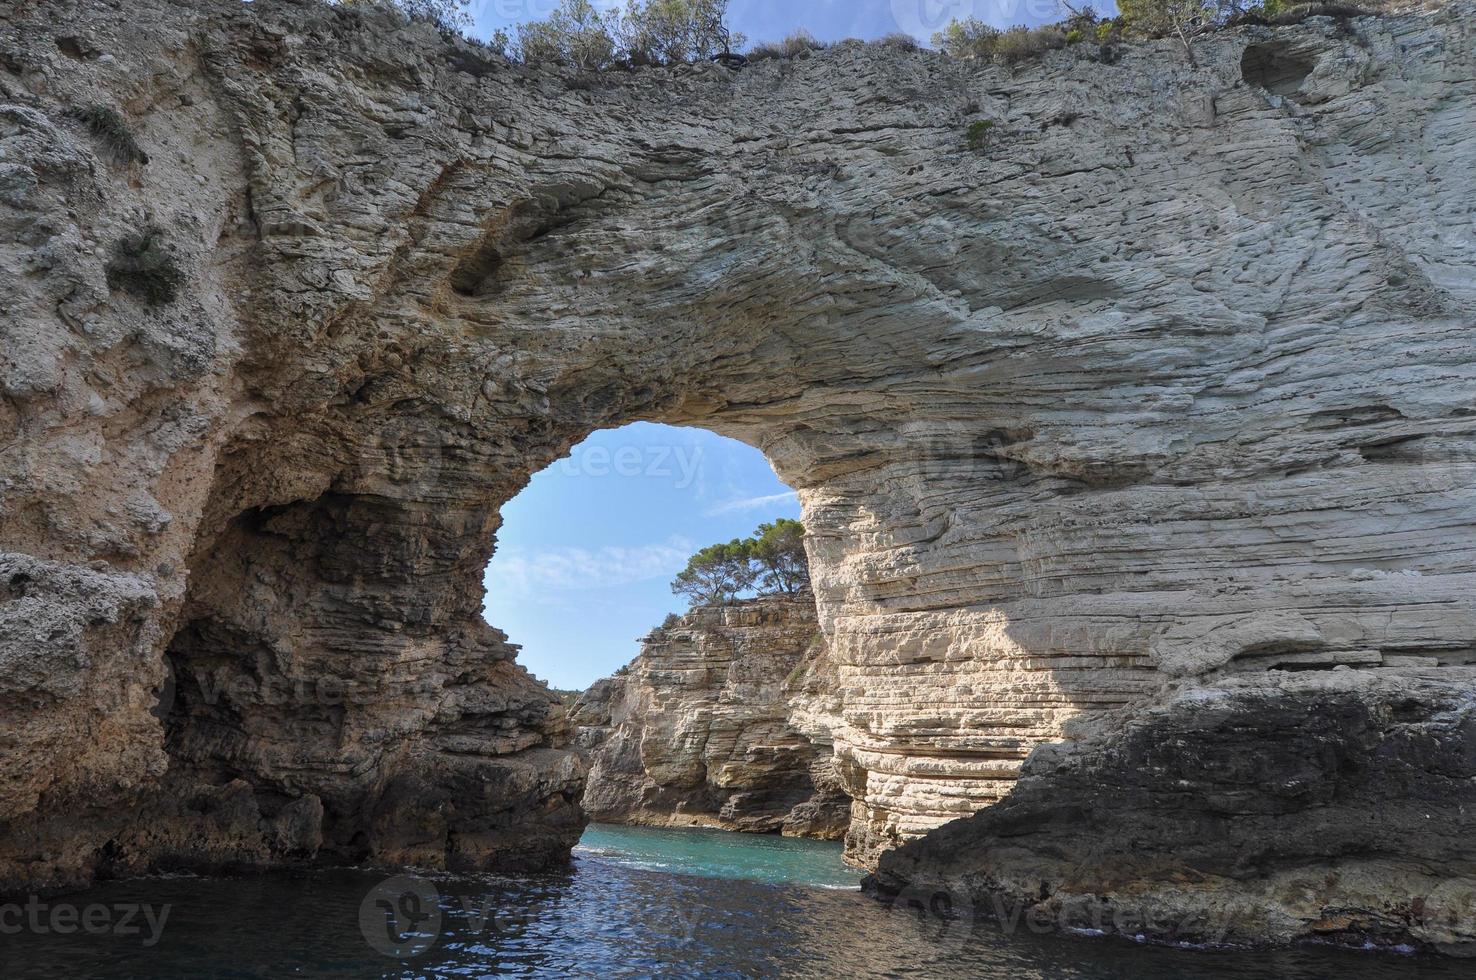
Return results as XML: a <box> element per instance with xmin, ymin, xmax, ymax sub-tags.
<box><xmin>573</xmin><ymin>595</ymin><xmax>850</xmax><ymax>838</ymax></box>
<box><xmin>1</xmin><ymin>0</ymin><xmax>1474</xmax><ymax>947</ymax></box>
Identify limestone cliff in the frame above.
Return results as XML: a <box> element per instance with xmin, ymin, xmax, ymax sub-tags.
<box><xmin>573</xmin><ymin>595</ymin><xmax>850</xmax><ymax>839</ymax></box>
<box><xmin>1</xmin><ymin>0</ymin><xmax>1474</xmax><ymax>950</ymax></box>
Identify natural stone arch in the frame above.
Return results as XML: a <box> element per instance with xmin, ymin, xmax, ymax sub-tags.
<box><xmin>3</xmin><ymin>0</ymin><xmax>1475</xmax><ymax>948</ymax></box>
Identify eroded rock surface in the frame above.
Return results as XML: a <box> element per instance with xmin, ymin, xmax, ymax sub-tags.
<box><xmin>1</xmin><ymin>0</ymin><xmax>1474</xmax><ymax>948</ymax></box>
<box><xmin>870</xmin><ymin>672</ymin><xmax>1476</xmax><ymax>952</ymax></box>
<box><xmin>573</xmin><ymin>595</ymin><xmax>850</xmax><ymax>838</ymax></box>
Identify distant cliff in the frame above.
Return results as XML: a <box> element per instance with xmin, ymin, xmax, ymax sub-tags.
<box><xmin>572</xmin><ymin>595</ymin><xmax>850</xmax><ymax>839</ymax></box>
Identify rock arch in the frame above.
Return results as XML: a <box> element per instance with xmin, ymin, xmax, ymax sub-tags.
<box><xmin>2</xmin><ymin>0</ymin><xmax>1475</xmax><ymax>946</ymax></box>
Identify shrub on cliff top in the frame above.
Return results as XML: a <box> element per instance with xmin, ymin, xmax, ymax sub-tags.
<box><xmin>747</xmin><ymin>30</ymin><xmax>827</xmax><ymax>62</ymax></box>
<box><xmin>671</xmin><ymin>539</ymin><xmax>760</xmax><ymax>606</ymax></box>
<box><xmin>619</xmin><ymin>0</ymin><xmax>744</xmax><ymax>66</ymax></box>
<box><xmin>1115</xmin><ymin>0</ymin><xmax>1219</xmax><ymax>64</ymax></box>
<box><xmin>995</xmin><ymin>24</ymin><xmax>1069</xmax><ymax>63</ymax></box>
<box><xmin>516</xmin><ymin>0</ymin><xmax>616</xmax><ymax>70</ymax></box>
<box><xmin>750</xmin><ymin>519</ymin><xmax>809</xmax><ymax>595</ymax></box>
<box><xmin>671</xmin><ymin>518</ymin><xmax>810</xmax><ymax>607</ymax></box>
<box><xmin>873</xmin><ymin>32</ymin><xmax>921</xmax><ymax>51</ymax></box>
<box><xmin>929</xmin><ymin>0</ymin><xmax>1387</xmax><ymax>70</ymax></box>
<box><xmin>930</xmin><ymin>17</ymin><xmax>1002</xmax><ymax>59</ymax></box>
<box><xmin>1112</xmin><ymin>0</ymin><xmax>1384</xmax><ymax>65</ymax></box>
<box><xmin>931</xmin><ymin>18</ymin><xmax>1071</xmax><ymax>65</ymax></box>
<box><xmin>498</xmin><ymin>0</ymin><xmax>743</xmax><ymax>70</ymax></box>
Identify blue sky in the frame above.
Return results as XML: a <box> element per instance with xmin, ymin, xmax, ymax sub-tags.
<box><xmin>483</xmin><ymin>424</ymin><xmax>801</xmax><ymax>690</ymax></box>
<box><xmin>467</xmin><ymin>0</ymin><xmax>1072</xmax><ymax>46</ymax></box>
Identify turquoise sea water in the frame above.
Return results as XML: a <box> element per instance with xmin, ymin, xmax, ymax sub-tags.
<box><xmin>1</xmin><ymin>824</ymin><xmax>1471</xmax><ymax>978</ymax></box>
<box><xmin>575</xmin><ymin>823</ymin><xmax>866</xmax><ymax>888</ymax></box>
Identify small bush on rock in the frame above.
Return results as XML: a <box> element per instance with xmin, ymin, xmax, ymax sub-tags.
<box><xmin>967</xmin><ymin>119</ymin><xmax>997</xmax><ymax>151</ymax></box>
<box><xmin>1257</xmin><ymin>2</ymin><xmax>1377</xmax><ymax>24</ymax></box>
<box><xmin>1113</xmin><ymin>0</ymin><xmax>1383</xmax><ymax>65</ymax></box>
<box><xmin>932</xmin><ymin>18</ymin><xmax>1069</xmax><ymax>65</ymax></box>
<box><xmin>928</xmin><ymin>0</ymin><xmax>1388</xmax><ymax>70</ymax></box>
<box><xmin>931</xmin><ymin>17</ymin><xmax>1002</xmax><ymax>59</ymax></box>
<box><xmin>747</xmin><ymin>30</ymin><xmax>826</xmax><ymax>62</ymax></box>
<box><xmin>994</xmin><ymin>24</ymin><xmax>1069</xmax><ymax>64</ymax></box>
<box><xmin>502</xmin><ymin>0</ymin><xmax>743</xmax><ymax>69</ymax></box>
<box><xmin>618</xmin><ymin>0</ymin><xmax>743</xmax><ymax>66</ymax></box>
<box><xmin>67</xmin><ymin>105</ymin><xmax>148</xmax><ymax>166</ymax></box>
<box><xmin>873</xmin><ymin>32</ymin><xmax>921</xmax><ymax>51</ymax></box>
<box><xmin>105</xmin><ymin>226</ymin><xmax>183</xmax><ymax>306</ymax></box>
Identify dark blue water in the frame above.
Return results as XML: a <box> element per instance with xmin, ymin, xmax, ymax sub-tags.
<box><xmin>0</xmin><ymin>824</ymin><xmax>1469</xmax><ymax>978</ymax></box>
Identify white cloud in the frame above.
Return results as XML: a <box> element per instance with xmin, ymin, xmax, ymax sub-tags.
<box><xmin>702</xmin><ymin>491</ymin><xmax>799</xmax><ymax>517</ymax></box>
<box><xmin>487</xmin><ymin>536</ymin><xmax>694</xmax><ymax>597</ymax></box>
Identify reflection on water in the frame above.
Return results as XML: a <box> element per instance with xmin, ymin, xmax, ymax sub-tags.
<box><xmin>1</xmin><ymin>825</ymin><xmax>1470</xmax><ymax>979</ymax></box>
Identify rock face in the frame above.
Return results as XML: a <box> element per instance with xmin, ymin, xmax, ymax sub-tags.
<box><xmin>1</xmin><ymin>0</ymin><xmax>1474</xmax><ymax>948</ymax></box>
<box><xmin>870</xmin><ymin>671</ymin><xmax>1476</xmax><ymax>952</ymax></box>
<box><xmin>573</xmin><ymin>595</ymin><xmax>850</xmax><ymax>838</ymax></box>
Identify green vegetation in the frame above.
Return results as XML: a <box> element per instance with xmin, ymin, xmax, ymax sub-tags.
<box><xmin>932</xmin><ymin>1</ymin><xmax>1382</xmax><ymax>70</ymax></box>
<box><xmin>966</xmin><ymin>119</ymin><xmax>997</xmax><ymax>152</ymax></box>
<box><xmin>483</xmin><ymin>0</ymin><xmax>743</xmax><ymax>69</ymax></box>
<box><xmin>1115</xmin><ymin>0</ymin><xmax>1218</xmax><ymax>64</ymax></box>
<box><xmin>671</xmin><ymin>518</ymin><xmax>811</xmax><ymax>608</ymax></box>
<box><xmin>931</xmin><ymin>17</ymin><xmax>1082</xmax><ymax>63</ymax></box>
<box><xmin>66</xmin><ymin>105</ymin><xmax>148</xmax><ymax>166</ymax></box>
<box><xmin>747</xmin><ymin>29</ymin><xmax>826</xmax><ymax>62</ymax></box>
<box><xmin>105</xmin><ymin>227</ymin><xmax>183</xmax><ymax>306</ymax></box>
<box><xmin>345</xmin><ymin>0</ymin><xmax>1385</xmax><ymax>77</ymax></box>
<box><xmin>873</xmin><ymin>32</ymin><xmax>921</xmax><ymax>52</ymax></box>
<box><xmin>342</xmin><ymin>0</ymin><xmax>1384</xmax><ymax>75</ymax></box>
<box><xmin>750</xmin><ymin>518</ymin><xmax>809</xmax><ymax>595</ymax></box>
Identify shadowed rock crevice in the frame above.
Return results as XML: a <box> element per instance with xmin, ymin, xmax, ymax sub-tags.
<box><xmin>1241</xmin><ymin>40</ymin><xmax>1319</xmax><ymax>97</ymax></box>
